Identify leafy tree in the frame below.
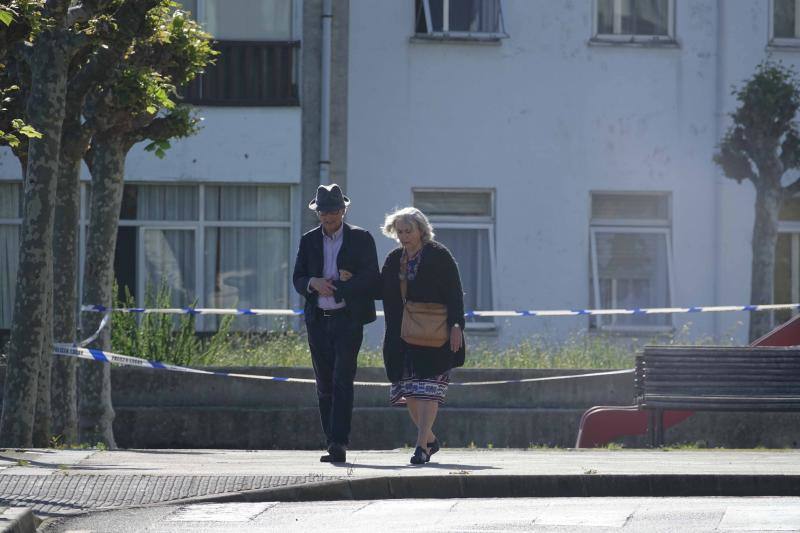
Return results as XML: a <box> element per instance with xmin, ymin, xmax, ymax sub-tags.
<box><xmin>78</xmin><ymin>3</ymin><xmax>214</xmax><ymax>446</ymax></box>
<box><xmin>0</xmin><ymin>0</ymin><xmax>162</xmax><ymax>447</ymax></box>
<box><xmin>714</xmin><ymin>61</ymin><xmax>800</xmax><ymax>342</ymax></box>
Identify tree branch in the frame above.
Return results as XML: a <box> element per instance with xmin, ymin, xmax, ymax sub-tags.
<box><xmin>67</xmin><ymin>0</ymin><xmax>160</xmax><ymax>94</ymax></box>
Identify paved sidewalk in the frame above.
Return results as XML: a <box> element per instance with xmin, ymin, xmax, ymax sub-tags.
<box><xmin>0</xmin><ymin>448</ymin><xmax>799</xmax><ymax>521</ymax></box>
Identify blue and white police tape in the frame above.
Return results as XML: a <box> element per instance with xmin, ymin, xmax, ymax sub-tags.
<box><xmin>52</xmin><ymin>343</ymin><xmax>633</xmax><ymax>386</ymax></box>
<box><xmin>80</xmin><ymin>302</ymin><xmax>800</xmax><ymax>318</ymax></box>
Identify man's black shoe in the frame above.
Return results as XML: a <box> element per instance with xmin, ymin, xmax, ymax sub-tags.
<box><xmin>320</xmin><ymin>443</ymin><xmax>346</xmax><ymax>463</ymax></box>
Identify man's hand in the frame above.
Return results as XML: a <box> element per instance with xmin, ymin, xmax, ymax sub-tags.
<box><xmin>339</xmin><ymin>269</ymin><xmax>353</xmax><ymax>281</ymax></box>
<box><xmin>309</xmin><ymin>277</ymin><xmax>336</xmax><ymax>297</ymax></box>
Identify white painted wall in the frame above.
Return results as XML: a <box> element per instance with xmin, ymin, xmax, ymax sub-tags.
<box><xmin>0</xmin><ymin>107</ymin><xmax>302</xmax><ymax>184</ymax></box>
<box><xmin>347</xmin><ymin>0</ymin><xmax>800</xmax><ymax>347</ymax></box>
<box><xmin>125</xmin><ymin>107</ymin><xmax>302</xmax><ymax>183</ymax></box>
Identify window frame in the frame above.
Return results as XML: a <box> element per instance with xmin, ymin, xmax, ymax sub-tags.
<box><xmin>590</xmin><ymin>0</ymin><xmax>677</xmax><ymax>46</ymax></box>
<box><xmin>589</xmin><ymin>192</ymin><xmax>675</xmax><ymax>333</ymax></box>
<box><xmin>113</xmin><ymin>183</ymin><xmax>293</xmax><ymax>332</ymax></box>
<box><xmin>413</xmin><ymin>0</ymin><xmax>509</xmax><ymax>43</ymax></box>
<box><xmin>769</xmin><ymin>0</ymin><xmax>800</xmax><ymax>48</ymax></box>
<box><xmin>413</xmin><ymin>187</ymin><xmax>497</xmax><ymax>332</ymax></box>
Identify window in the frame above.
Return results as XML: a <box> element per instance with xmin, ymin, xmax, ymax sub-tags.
<box><xmin>413</xmin><ymin>189</ymin><xmax>496</xmax><ymax>330</ymax></box>
<box><xmin>414</xmin><ymin>0</ymin><xmax>507</xmax><ymax>40</ymax></box>
<box><xmin>0</xmin><ymin>183</ymin><xmax>22</xmax><ymax>330</ymax></box>
<box><xmin>114</xmin><ymin>184</ymin><xmax>292</xmax><ymax>331</ymax></box>
<box><xmin>181</xmin><ymin>0</ymin><xmax>292</xmax><ymax>41</ymax></box>
<box><xmin>177</xmin><ymin>0</ymin><xmax>299</xmax><ymax>106</ymax></box>
<box><xmin>773</xmin><ymin>196</ymin><xmax>800</xmax><ymax>326</ymax></box>
<box><xmin>589</xmin><ymin>192</ymin><xmax>673</xmax><ymax>331</ymax></box>
<box><xmin>771</xmin><ymin>0</ymin><xmax>800</xmax><ymax>45</ymax></box>
<box><xmin>593</xmin><ymin>0</ymin><xmax>674</xmax><ymax>43</ymax></box>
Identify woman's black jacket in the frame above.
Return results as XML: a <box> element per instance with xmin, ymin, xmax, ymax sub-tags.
<box><xmin>377</xmin><ymin>241</ymin><xmax>466</xmax><ymax>382</ymax></box>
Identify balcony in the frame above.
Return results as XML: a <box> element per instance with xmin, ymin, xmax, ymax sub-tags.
<box><xmin>181</xmin><ymin>40</ymin><xmax>300</xmax><ymax>107</ymax></box>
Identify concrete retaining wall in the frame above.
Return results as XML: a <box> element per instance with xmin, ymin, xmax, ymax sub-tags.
<box><xmin>106</xmin><ymin>366</ymin><xmax>800</xmax><ymax>449</ymax></box>
<box><xmin>3</xmin><ymin>365</ymin><xmax>798</xmax><ymax>449</ymax></box>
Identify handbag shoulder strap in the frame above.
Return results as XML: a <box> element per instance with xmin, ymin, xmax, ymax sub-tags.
<box><xmin>399</xmin><ymin>250</ymin><xmax>408</xmax><ymax>303</ymax></box>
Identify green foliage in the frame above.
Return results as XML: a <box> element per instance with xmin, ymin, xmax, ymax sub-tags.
<box><xmin>111</xmin><ymin>280</ymin><xmax>234</xmax><ymax>367</ymax></box>
<box><xmin>714</xmin><ymin>61</ymin><xmax>800</xmax><ymax>184</ymax></box>
<box><xmin>0</xmin><ymin>8</ymin><xmax>13</xmax><ymax>26</ymax></box>
<box><xmin>143</xmin><ymin>138</ymin><xmax>170</xmax><ymax>158</ymax></box>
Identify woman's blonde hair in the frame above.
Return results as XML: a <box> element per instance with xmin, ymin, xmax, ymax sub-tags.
<box><xmin>381</xmin><ymin>207</ymin><xmax>435</xmax><ymax>244</ymax></box>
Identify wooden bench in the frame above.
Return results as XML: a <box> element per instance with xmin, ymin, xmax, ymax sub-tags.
<box><xmin>636</xmin><ymin>345</ymin><xmax>800</xmax><ymax>447</ymax></box>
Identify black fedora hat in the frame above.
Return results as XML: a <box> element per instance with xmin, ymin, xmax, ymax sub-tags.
<box><xmin>308</xmin><ymin>183</ymin><xmax>350</xmax><ymax>211</ymax></box>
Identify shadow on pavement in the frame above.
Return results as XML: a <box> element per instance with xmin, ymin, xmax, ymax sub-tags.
<box><xmin>328</xmin><ymin>462</ymin><xmax>499</xmax><ymax>471</ymax></box>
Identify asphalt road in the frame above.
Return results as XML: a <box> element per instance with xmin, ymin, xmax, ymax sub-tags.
<box><xmin>41</xmin><ymin>496</ymin><xmax>800</xmax><ymax>532</ymax></box>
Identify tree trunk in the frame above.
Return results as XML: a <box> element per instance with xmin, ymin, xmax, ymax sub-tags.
<box><xmin>749</xmin><ymin>184</ymin><xmax>783</xmax><ymax>342</ymax></box>
<box><xmin>50</xmin><ymin>109</ymin><xmax>83</xmax><ymax>445</ymax></box>
<box><xmin>0</xmin><ymin>26</ymin><xmax>70</xmax><ymax>447</ymax></box>
<box><xmin>32</xmin><ymin>260</ymin><xmax>53</xmax><ymax>447</ymax></box>
<box><xmin>79</xmin><ymin>133</ymin><xmax>127</xmax><ymax>448</ymax></box>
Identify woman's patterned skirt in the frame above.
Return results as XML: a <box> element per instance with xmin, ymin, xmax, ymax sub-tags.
<box><xmin>389</xmin><ymin>355</ymin><xmax>450</xmax><ymax>405</ymax></box>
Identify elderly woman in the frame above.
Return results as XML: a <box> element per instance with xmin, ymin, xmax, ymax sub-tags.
<box><xmin>376</xmin><ymin>207</ymin><xmax>465</xmax><ymax>464</ymax></box>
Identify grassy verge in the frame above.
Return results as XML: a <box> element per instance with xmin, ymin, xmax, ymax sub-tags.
<box><xmin>202</xmin><ymin>330</ymin><xmax>638</xmax><ymax>369</ymax></box>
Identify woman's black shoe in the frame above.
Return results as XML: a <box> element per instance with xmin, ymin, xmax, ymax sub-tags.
<box><xmin>427</xmin><ymin>438</ymin><xmax>440</xmax><ymax>461</ymax></box>
<box><xmin>410</xmin><ymin>446</ymin><xmax>430</xmax><ymax>465</ymax></box>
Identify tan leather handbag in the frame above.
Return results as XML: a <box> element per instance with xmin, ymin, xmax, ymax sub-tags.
<box><xmin>400</xmin><ymin>272</ymin><xmax>448</xmax><ymax>348</ymax></box>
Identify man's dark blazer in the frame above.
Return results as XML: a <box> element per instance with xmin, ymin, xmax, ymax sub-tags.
<box><xmin>292</xmin><ymin>223</ymin><xmax>379</xmax><ymax>325</ymax></box>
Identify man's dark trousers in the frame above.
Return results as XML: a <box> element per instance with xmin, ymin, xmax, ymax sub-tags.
<box><xmin>306</xmin><ymin>310</ymin><xmax>363</xmax><ymax>445</ymax></box>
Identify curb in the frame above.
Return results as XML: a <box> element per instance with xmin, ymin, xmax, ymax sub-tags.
<box><xmin>0</xmin><ymin>508</ymin><xmax>39</xmax><ymax>533</ymax></box>
<box><xmin>190</xmin><ymin>474</ymin><xmax>800</xmax><ymax>503</ymax></box>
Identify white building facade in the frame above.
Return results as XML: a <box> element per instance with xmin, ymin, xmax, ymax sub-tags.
<box><xmin>3</xmin><ymin>0</ymin><xmax>800</xmax><ymax>348</ymax></box>
<box><xmin>347</xmin><ymin>0</ymin><xmax>800</xmax><ymax>346</ymax></box>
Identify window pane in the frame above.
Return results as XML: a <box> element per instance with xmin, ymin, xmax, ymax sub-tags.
<box><xmin>203</xmin><ymin>0</ymin><xmax>292</xmax><ymax>40</ymax></box>
<box><xmin>0</xmin><ymin>224</ymin><xmax>19</xmax><ymax>328</ymax></box>
<box><xmin>449</xmin><ymin>0</ymin><xmax>499</xmax><ymax>32</ymax></box>
<box><xmin>205</xmin><ymin>227</ymin><xmax>289</xmax><ymax>330</ymax></box>
<box><xmin>414</xmin><ymin>190</ymin><xmax>492</xmax><ymax>217</ymax></box>
<box><xmin>435</xmin><ymin>228</ymin><xmax>493</xmax><ymax>323</ymax></box>
<box><xmin>143</xmin><ymin>229</ymin><xmax>196</xmax><ymax>307</ymax></box>
<box><xmin>594</xmin><ymin>231</ymin><xmax>670</xmax><ymax>326</ymax></box>
<box><xmin>0</xmin><ymin>183</ymin><xmax>21</xmax><ymax>218</ymax></box>
<box><xmin>205</xmin><ymin>185</ymin><xmax>290</xmax><ymax>222</ymax></box>
<box><xmin>591</xmin><ymin>193</ymin><xmax>669</xmax><ymax>221</ymax></box>
<box><xmin>597</xmin><ymin>0</ymin><xmax>615</xmax><ymax>34</ymax></box>
<box><xmin>114</xmin><ymin>227</ymin><xmax>138</xmax><ymax>303</ymax></box>
<box><xmin>121</xmin><ymin>185</ymin><xmax>198</xmax><ymax>221</ymax></box>
<box><xmin>634</xmin><ymin>0</ymin><xmax>668</xmax><ymax>35</ymax></box>
<box><xmin>775</xmin><ymin>0</ymin><xmax>797</xmax><ymax>38</ymax></box>
<box><xmin>428</xmin><ymin>0</ymin><xmax>445</xmax><ymax>32</ymax></box>
<box><xmin>597</xmin><ymin>0</ymin><xmax>668</xmax><ymax>36</ymax></box>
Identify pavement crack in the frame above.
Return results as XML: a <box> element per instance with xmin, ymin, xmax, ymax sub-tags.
<box><xmin>352</xmin><ymin>501</ymin><xmax>374</xmax><ymax>514</ymax></box>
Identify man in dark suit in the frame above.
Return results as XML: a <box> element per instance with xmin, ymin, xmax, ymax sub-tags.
<box><xmin>292</xmin><ymin>184</ymin><xmax>379</xmax><ymax>463</ymax></box>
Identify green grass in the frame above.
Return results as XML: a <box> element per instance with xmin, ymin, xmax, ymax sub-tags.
<box><xmin>206</xmin><ymin>319</ymin><xmax>745</xmax><ymax>369</ymax></box>
<box><xmin>201</xmin><ymin>330</ymin><xmax>646</xmax><ymax>368</ymax></box>
<box><xmin>196</xmin><ymin>330</ymin><xmax>638</xmax><ymax>369</ymax></box>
